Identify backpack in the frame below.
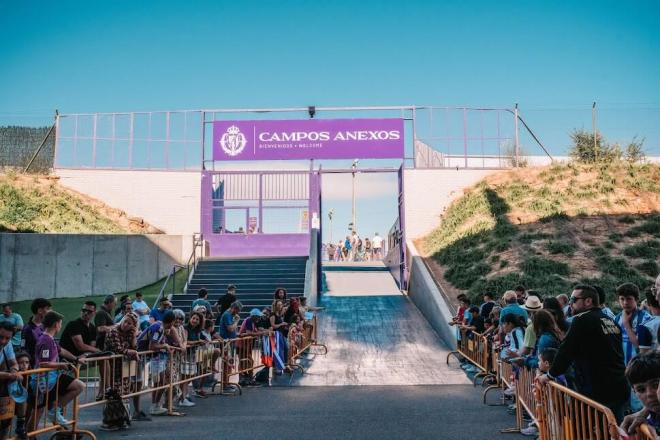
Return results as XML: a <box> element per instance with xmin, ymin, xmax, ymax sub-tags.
<box><xmin>101</xmin><ymin>388</ymin><xmax>130</xmax><ymax>430</ymax></box>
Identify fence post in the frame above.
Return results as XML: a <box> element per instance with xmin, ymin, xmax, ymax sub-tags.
<box><xmin>514</xmin><ymin>103</ymin><xmax>520</xmax><ymax>167</ymax></box>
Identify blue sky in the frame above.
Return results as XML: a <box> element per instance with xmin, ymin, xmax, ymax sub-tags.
<box><xmin>1</xmin><ymin>0</ymin><xmax>659</xmax><ymax>241</ymax></box>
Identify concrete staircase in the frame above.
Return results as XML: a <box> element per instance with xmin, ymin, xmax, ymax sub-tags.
<box><xmin>170</xmin><ymin>257</ymin><xmax>307</xmax><ymax>319</ymax></box>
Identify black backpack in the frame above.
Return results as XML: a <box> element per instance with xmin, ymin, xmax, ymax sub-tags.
<box><xmin>101</xmin><ymin>388</ymin><xmax>130</xmax><ymax>430</ymax></box>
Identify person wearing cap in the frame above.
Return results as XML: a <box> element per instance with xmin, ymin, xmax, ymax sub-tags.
<box><xmin>518</xmin><ymin>293</ymin><xmax>543</xmax><ymax>360</ymax></box>
<box><xmin>215</xmin><ymin>285</ymin><xmax>237</xmax><ymax>316</ymax></box>
<box><xmin>0</xmin><ymin>321</ymin><xmax>22</xmax><ymax>439</ymax></box>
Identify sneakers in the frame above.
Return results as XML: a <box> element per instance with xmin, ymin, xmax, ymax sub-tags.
<box><xmin>177</xmin><ymin>398</ymin><xmax>195</xmax><ymax>407</ymax></box>
<box><xmin>192</xmin><ymin>389</ymin><xmax>207</xmax><ymax>398</ymax></box>
<box><xmin>503</xmin><ymin>386</ymin><xmax>516</xmax><ymax>397</ymax></box>
<box><xmin>149</xmin><ymin>404</ymin><xmax>167</xmax><ymax>416</ymax></box>
<box><xmin>132</xmin><ymin>410</ymin><xmax>152</xmax><ymax>421</ymax></box>
<box><xmin>48</xmin><ymin>407</ymin><xmax>70</xmax><ymax>425</ymax></box>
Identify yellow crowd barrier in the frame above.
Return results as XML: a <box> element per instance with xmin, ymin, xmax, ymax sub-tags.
<box><xmin>287</xmin><ymin>315</ymin><xmax>328</xmax><ymax>373</ymax></box>
<box><xmin>446</xmin><ymin>328</ymin><xmax>492</xmax><ymax>384</ymax></box>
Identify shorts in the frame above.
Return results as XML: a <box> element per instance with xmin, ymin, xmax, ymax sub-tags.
<box><xmin>28</xmin><ymin>373</ymin><xmax>75</xmax><ymax>408</ymax></box>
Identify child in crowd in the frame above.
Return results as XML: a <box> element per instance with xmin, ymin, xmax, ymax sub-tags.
<box><xmin>620</xmin><ymin>351</ymin><xmax>660</xmax><ymax>436</ymax></box>
<box><xmin>500</xmin><ymin>313</ymin><xmax>526</xmax><ymax>360</ymax></box>
<box><xmin>537</xmin><ymin>348</ymin><xmax>567</xmax><ymax>387</ymax></box>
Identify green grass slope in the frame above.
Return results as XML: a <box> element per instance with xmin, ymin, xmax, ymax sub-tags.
<box><xmin>0</xmin><ymin>171</ymin><xmax>154</xmax><ymax>233</ymax></box>
<box><xmin>421</xmin><ymin>162</ymin><xmax>660</xmax><ymax>303</ymax></box>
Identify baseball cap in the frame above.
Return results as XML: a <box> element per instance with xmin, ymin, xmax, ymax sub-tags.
<box><xmin>249</xmin><ymin>308</ymin><xmax>263</xmax><ymax>317</ymax></box>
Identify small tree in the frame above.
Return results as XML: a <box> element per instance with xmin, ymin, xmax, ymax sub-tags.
<box><xmin>569</xmin><ymin>129</ymin><xmax>604</xmax><ymax>163</ymax></box>
<box><xmin>624</xmin><ymin>136</ymin><xmax>645</xmax><ymax>163</ymax></box>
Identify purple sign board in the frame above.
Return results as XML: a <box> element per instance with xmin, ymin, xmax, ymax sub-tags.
<box><xmin>212</xmin><ymin>118</ymin><xmax>404</xmax><ymax>161</ymax></box>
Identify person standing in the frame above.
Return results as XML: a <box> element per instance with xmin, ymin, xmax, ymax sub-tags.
<box><xmin>614</xmin><ymin>283</ymin><xmax>651</xmax><ymax>366</ymax></box>
<box><xmin>20</xmin><ymin>298</ymin><xmax>51</xmax><ymax>368</ymax></box>
<box><xmin>538</xmin><ymin>285</ymin><xmax>629</xmax><ymax>423</ymax></box>
<box><xmin>364</xmin><ymin>238</ymin><xmax>372</xmax><ymax>261</ymax></box>
<box><xmin>95</xmin><ymin>295</ymin><xmax>116</xmax><ymax>350</ymax></box>
<box><xmin>215</xmin><ymin>285</ymin><xmax>237</xmax><ymax>316</ymax></box>
<box><xmin>0</xmin><ymin>303</ymin><xmax>23</xmax><ymax>352</ymax></box>
<box><xmin>192</xmin><ymin>288</ymin><xmax>214</xmax><ymax>320</ymax></box>
<box><xmin>372</xmin><ymin>232</ymin><xmax>383</xmax><ymax>260</ymax></box>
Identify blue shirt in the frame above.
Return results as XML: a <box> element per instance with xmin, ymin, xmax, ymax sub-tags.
<box><xmin>0</xmin><ymin>313</ymin><xmax>24</xmax><ymax>347</ymax></box>
<box><xmin>638</xmin><ymin>315</ymin><xmax>660</xmax><ymax>351</ymax></box>
<box><xmin>218</xmin><ymin>310</ymin><xmax>237</xmax><ymax>339</ymax></box>
<box><xmin>615</xmin><ymin>308</ymin><xmax>652</xmax><ymax>365</ymax></box>
<box><xmin>149</xmin><ymin>308</ymin><xmax>166</xmax><ymax>323</ymax></box>
<box><xmin>500</xmin><ymin>304</ymin><xmax>529</xmax><ymax>324</ymax></box>
<box><xmin>0</xmin><ymin>343</ymin><xmax>16</xmax><ymax>366</ymax></box>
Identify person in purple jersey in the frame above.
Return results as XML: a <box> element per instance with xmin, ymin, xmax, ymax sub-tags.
<box><xmin>35</xmin><ymin>311</ymin><xmax>86</xmax><ymax>426</ymax></box>
<box><xmin>20</xmin><ymin>298</ymin><xmax>51</xmax><ymax>368</ymax></box>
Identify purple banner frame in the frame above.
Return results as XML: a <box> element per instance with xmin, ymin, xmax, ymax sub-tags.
<box><xmin>212</xmin><ymin>118</ymin><xmax>404</xmax><ymax>161</ymax></box>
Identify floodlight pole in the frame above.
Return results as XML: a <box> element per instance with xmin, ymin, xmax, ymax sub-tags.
<box><xmin>351</xmin><ymin>160</ymin><xmax>358</xmax><ymax>234</ymax></box>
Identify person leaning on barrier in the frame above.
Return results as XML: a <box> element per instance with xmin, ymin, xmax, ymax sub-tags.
<box><xmin>35</xmin><ymin>311</ymin><xmax>86</xmax><ymax>426</ymax></box>
<box><xmin>537</xmin><ymin>284</ymin><xmax>630</xmax><ymax>423</ymax></box>
<box><xmin>0</xmin><ymin>303</ymin><xmax>23</xmax><ymax>353</ymax></box>
<box><xmin>104</xmin><ymin>312</ymin><xmax>151</xmax><ymax>422</ymax></box>
<box><xmin>59</xmin><ymin>301</ymin><xmax>100</xmax><ymax>358</ymax></box>
<box><xmin>166</xmin><ymin>309</ymin><xmax>194</xmax><ymax>408</ymax></box>
<box><xmin>136</xmin><ymin>310</ymin><xmax>178</xmax><ymax>416</ymax></box>
<box><xmin>237</xmin><ymin>309</ymin><xmax>265</xmax><ymax>387</ymax></box>
<box><xmin>0</xmin><ymin>321</ymin><xmax>23</xmax><ymax>439</ymax></box>
<box><xmin>460</xmin><ymin>306</ymin><xmax>485</xmax><ymax>335</ymax></box>
<box><xmin>620</xmin><ymin>351</ymin><xmax>660</xmax><ymax>436</ymax></box>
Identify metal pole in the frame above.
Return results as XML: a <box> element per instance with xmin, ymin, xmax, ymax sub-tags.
<box><xmin>592</xmin><ymin>101</ymin><xmax>597</xmax><ymax>161</ymax></box>
<box><xmin>514</xmin><ymin>103</ymin><xmax>520</xmax><ymax>167</ymax></box>
<box><xmin>351</xmin><ymin>163</ymin><xmax>357</xmax><ymax>233</ymax></box>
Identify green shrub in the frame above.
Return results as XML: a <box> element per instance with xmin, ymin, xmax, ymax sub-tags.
<box><xmin>623</xmin><ymin>240</ymin><xmax>660</xmax><ymax>259</ymax></box>
<box><xmin>618</xmin><ymin>215</ymin><xmax>636</xmax><ymax>224</ymax></box>
<box><xmin>636</xmin><ymin>260</ymin><xmax>659</xmax><ymax>278</ymax></box>
<box><xmin>521</xmin><ymin>256</ymin><xmax>570</xmax><ymax>278</ymax></box>
<box><xmin>608</xmin><ymin>233</ymin><xmax>623</xmax><ymax>242</ymax></box>
<box><xmin>546</xmin><ymin>240</ymin><xmax>577</xmax><ymax>255</ymax></box>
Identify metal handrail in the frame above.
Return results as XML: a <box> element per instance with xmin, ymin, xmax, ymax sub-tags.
<box><xmin>152</xmin><ymin>232</ymin><xmax>203</xmax><ymax>308</ymax></box>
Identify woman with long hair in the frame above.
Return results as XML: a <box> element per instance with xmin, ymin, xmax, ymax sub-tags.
<box><xmin>527</xmin><ymin>309</ymin><xmax>564</xmax><ymax>369</ymax></box>
<box><xmin>542</xmin><ymin>297</ymin><xmax>570</xmax><ymax>333</ymax></box>
<box><xmin>270</xmin><ymin>300</ymin><xmax>290</xmax><ymax>374</ymax></box>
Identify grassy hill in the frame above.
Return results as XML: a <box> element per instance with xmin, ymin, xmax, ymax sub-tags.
<box><xmin>0</xmin><ymin>171</ymin><xmax>159</xmax><ymax>233</ymax></box>
<box><xmin>420</xmin><ymin>161</ymin><xmax>660</xmax><ymax>304</ymax></box>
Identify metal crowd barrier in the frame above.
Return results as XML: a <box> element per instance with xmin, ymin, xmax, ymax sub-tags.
<box><xmin>0</xmin><ymin>316</ymin><xmax>328</xmax><ymax>438</ymax></box>
<box><xmin>7</xmin><ymin>366</ymin><xmax>97</xmax><ymax>439</ymax></box>
<box><xmin>287</xmin><ymin>315</ymin><xmax>328</xmax><ymax>373</ymax></box>
<box><xmin>484</xmin><ymin>350</ymin><xmax>657</xmax><ymax>439</ymax></box>
<box><xmin>446</xmin><ymin>328</ymin><xmax>491</xmax><ymax>379</ymax></box>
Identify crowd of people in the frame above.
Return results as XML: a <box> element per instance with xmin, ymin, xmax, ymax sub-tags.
<box><xmin>0</xmin><ymin>286</ymin><xmax>319</xmax><ymax>438</ymax></box>
<box><xmin>326</xmin><ymin>231</ymin><xmax>384</xmax><ymax>262</ymax></box>
<box><xmin>450</xmin><ymin>274</ymin><xmax>660</xmax><ymax>437</ymax></box>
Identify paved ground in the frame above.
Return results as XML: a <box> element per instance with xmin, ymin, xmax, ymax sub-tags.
<box><xmin>75</xmin><ymin>269</ymin><xmax>524</xmax><ymax>439</ymax></box>
<box><xmin>79</xmin><ymin>385</ymin><xmax>526</xmax><ymax>440</ymax></box>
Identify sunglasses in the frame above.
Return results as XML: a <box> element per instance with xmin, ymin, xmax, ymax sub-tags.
<box><xmin>569</xmin><ymin>296</ymin><xmax>584</xmax><ymax>304</ymax></box>
<box><xmin>81</xmin><ymin>308</ymin><xmax>95</xmax><ymax>314</ymax></box>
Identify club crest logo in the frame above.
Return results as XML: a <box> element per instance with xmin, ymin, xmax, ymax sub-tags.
<box><xmin>220</xmin><ymin>125</ymin><xmax>247</xmax><ymax>156</ymax></box>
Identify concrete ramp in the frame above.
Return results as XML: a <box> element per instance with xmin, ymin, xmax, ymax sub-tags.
<box><xmin>288</xmin><ymin>268</ymin><xmax>469</xmax><ymax>386</ymax></box>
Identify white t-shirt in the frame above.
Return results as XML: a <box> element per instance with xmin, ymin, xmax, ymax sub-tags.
<box><xmin>372</xmin><ymin>235</ymin><xmax>383</xmax><ymax>249</ymax></box>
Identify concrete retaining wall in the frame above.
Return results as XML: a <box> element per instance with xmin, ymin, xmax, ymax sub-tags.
<box><xmin>403</xmin><ymin>168</ymin><xmax>496</xmax><ymax>240</ymax></box>
<box><xmin>0</xmin><ymin>234</ymin><xmax>192</xmax><ymax>302</ymax></box>
<box><xmin>55</xmin><ymin>169</ymin><xmax>201</xmax><ymax>235</ymax></box>
<box><xmin>406</xmin><ymin>241</ymin><xmax>457</xmax><ymax>350</ymax></box>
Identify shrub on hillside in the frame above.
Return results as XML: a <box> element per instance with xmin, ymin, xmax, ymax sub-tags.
<box><xmin>623</xmin><ymin>240</ymin><xmax>660</xmax><ymax>260</ymax></box>
<box><xmin>569</xmin><ymin>129</ymin><xmax>646</xmax><ymax>164</ymax></box>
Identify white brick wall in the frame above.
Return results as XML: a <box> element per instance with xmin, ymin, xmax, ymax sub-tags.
<box><xmin>56</xmin><ymin>169</ymin><xmax>201</xmax><ymax>235</ymax></box>
<box><xmin>403</xmin><ymin>169</ymin><xmax>495</xmax><ymax>239</ymax></box>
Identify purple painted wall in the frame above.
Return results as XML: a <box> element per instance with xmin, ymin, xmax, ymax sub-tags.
<box><xmin>207</xmin><ymin>233</ymin><xmax>310</xmax><ymax>257</ymax></box>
